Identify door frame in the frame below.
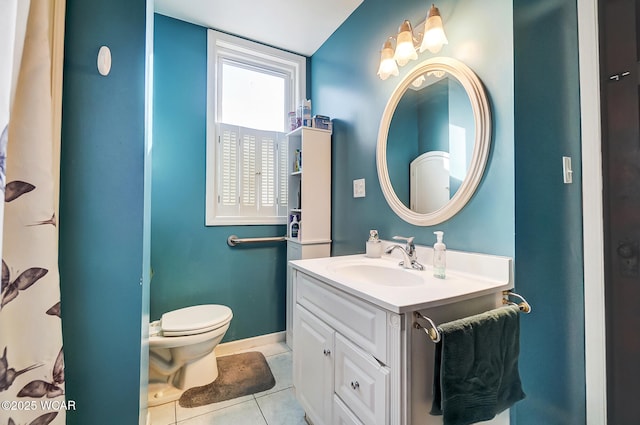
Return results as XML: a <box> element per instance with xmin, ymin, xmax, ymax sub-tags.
<box><xmin>578</xmin><ymin>0</ymin><xmax>607</xmax><ymax>423</ymax></box>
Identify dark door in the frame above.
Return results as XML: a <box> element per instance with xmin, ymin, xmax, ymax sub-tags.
<box><xmin>600</xmin><ymin>1</ymin><xmax>640</xmax><ymax>423</ymax></box>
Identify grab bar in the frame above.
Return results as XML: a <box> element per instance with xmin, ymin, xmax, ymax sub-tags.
<box><xmin>227</xmin><ymin>234</ymin><xmax>287</xmax><ymax>247</ymax></box>
<box><xmin>414</xmin><ymin>291</ymin><xmax>531</xmax><ymax>343</ymax></box>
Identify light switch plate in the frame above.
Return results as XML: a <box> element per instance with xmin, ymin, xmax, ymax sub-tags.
<box><xmin>562</xmin><ymin>156</ymin><xmax>573</xmax><ymax>184</ymax></box>
<box><xmin>353</xmin><ymin>178</ymin><xmax>366</xmax><ymax>198</ymax></box>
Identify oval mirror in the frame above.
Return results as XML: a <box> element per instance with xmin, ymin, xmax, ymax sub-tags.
<box><xmin>376</xmin><ymin>57</ymin><xmax>491</xmax><ymax>225</ymax></box>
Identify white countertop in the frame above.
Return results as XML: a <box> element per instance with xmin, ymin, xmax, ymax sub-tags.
<box><xmin>290</xmin><ymin>244</ymin><xmax>513</xmax><ymax>314</ymax></box>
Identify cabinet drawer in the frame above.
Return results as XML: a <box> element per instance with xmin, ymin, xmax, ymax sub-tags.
<box><xmin>296</xmin><ymin>272</ymin><xmax>388</xmax><ymax>363</ymax></box>
<box><xmin>334</xmin><ymin>334</ymin><xmax>389</xmax><ymax>425</ymax></box>
<box><xmin>333</xmin><ymin>394</ymin><xmax>365</xmax><ymax>425</ymax></box>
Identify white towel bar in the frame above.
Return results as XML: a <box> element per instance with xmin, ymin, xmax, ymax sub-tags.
<box><xmin>502</xmin><ymin>290</ymin><xmax>532</xmax><ymax>313</ymax></box>
<box><xmin>413</xmin><ymin>291</ymin><xmax>531</xmax><ymax>343</ymax></box>
<box><xmin>414</xmin><ymin>312</ymin><xmax>441</xmax><ymax>342</ymax></box>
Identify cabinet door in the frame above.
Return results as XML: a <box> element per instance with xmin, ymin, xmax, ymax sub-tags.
<box><xmin>293</xmin><ymin>304</ymin><xmax>334</xmax><ymax>425</ymax></box>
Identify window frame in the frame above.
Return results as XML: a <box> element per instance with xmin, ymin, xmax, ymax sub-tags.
<box><xmin>205</xmin><ymin>30</ymin><xmax>306</xmax><ymax>226</ymax></box>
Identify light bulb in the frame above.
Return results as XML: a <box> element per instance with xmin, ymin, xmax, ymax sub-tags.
<box><xmin>394</xmin><ymin>20</ymin><xmax>418</xmax><ymax>66</ymax></box>
<box><xmin>419</xmin><ymin>4</ymin><xmax>448</xmax><ymax>54</ymax></box>
<box><xmin>377</xmin><ymin>38</ymin><xmax>399</xmax><ymax>80</ymax></box>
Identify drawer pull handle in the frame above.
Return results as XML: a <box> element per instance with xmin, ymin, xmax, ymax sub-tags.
<box><xmin>350</xmin><ymin>381</ymin><xmax>360</xmax><ymax>390</ymax></box>
<box><xmin>323</xmin><ymin>349</ymin><xmax>331</xmax><ymax>356</ymax></box>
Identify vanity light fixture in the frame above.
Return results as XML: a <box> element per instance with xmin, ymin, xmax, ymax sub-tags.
<box><xmin>377</xmin><ymin>3</ymin><xmax>448</xmax><ymax>80</ymax></box>
<box><xmin>377</xmin><ymin>37</ymin><xmax>400</xmax><ymax>80</ymax></box>
<box><xmin>394</xmin><ymin>20</ymin><xmax>419</xmax><ymax>66</ymax></box>
<box><xmin>419</xmin><ymin>4</ymin><xmax>448</xmax><ymax>54</ymax></box>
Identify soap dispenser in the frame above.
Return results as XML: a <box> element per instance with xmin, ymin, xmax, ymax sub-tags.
<box><xmin>289</xmin><ymin>215</ymin><xmax>299</xmax><ymax>239</ymax></box>
<box><xmin>433</xmin><ymin>231</ymin><xmax>446</xmax><ymax>279</ymax></box>
<box><xmin>366</xmin><ymin>229</ymin><xmax>382</xmax><ymax>258</ymax></box>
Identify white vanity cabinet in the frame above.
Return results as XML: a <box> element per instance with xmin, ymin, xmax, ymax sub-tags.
<box><xmin>294</xmin><ymin>305</ymin><xmax>390</xmax><ymax>425</ymax></box>
<box><xmin>293</xmin><ymin>270</ymin><xmax>399</xmax><ymax>425</ymax></box>
<box><xmin>291</xmin><ymin>251</ymin><xmax>513</xmax><ymax>425</ymax></box>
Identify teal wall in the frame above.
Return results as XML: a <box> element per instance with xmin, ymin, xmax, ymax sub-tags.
<box><xmin>513</xmin><ymin>0</ymin><xmax>585</xmax><ymax>423</ymax></box>
<box><xmin>311</xmin><ymin>0</ymin><xmax>515</xmax><ymax>257</ymax></box>
<box><xmin>311</xmin><ymin>0</ymin><xmax>586</xmax><ymax>423</ymax></box>
<box><xmin>151</xmin><ymin>14</ymin><xmax>287</xmax><ymax>342</ymax></box>
<box><xmin>59</xmin><ymin>0</ymin><xmax>149</xmax><ymax>424</ymax></box>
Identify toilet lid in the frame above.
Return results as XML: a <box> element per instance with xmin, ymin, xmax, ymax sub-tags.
<box><xmin>161</xmin><ymin>305</ymin><xmax>232</xmax><ymax>335</ymax></box>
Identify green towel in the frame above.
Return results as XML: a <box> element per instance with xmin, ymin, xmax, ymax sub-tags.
<box><xmin>430</xmin><ymin>305</ymin><xmax>525</xmax><ymax>425</ymax></box>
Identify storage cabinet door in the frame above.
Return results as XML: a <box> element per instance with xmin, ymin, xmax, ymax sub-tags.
<box><xmin>334</xmin><ymin>334</ymin><xmax>389</xmax><ymax>425</ymax></box>
<box><xmin>293</xmin><ymin>304</ymin><xmax>334</xmax><ymax>425</ymax></box>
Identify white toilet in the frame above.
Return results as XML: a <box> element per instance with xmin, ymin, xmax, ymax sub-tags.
<box><xmin>147</xmin><ymin>304</ymin><xmax>233</xmax><ymax>406</ymax></box>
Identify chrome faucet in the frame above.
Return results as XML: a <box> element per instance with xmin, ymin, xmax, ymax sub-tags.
<box><xmin>385</xmin><ymin>236</ymin><xmax>425</xmax><ymax>270</ymax></box>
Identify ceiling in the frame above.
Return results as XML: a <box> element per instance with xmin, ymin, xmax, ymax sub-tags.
<box><xmin>154</xmin><ymin>0</ymin><xmax>363</xmax><ymax>56</ymax></box>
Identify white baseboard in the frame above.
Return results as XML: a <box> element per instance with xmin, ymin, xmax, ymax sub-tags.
<box><xmin>214</xmin><ymin>331</ymin><xmax>286</xmax><ymax>357</ymax></box>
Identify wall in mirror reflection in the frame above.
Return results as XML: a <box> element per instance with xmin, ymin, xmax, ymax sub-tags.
<box><xmin>387</xmin><ymin>72</ymin><xmax>474</xmax><ymax>213</ymax></box>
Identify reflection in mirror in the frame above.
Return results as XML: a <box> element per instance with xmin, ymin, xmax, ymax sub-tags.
<box><xmin>376</xmin><ymin>57</ymin><xmax>491</xmax><ymax>226</ymax></box>
<box><xmin>387</xmin><ymin>71</ymin><xmax>474</xmax><ymax>213</ymax></box>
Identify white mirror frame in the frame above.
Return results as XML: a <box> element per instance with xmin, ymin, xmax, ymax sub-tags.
<box><xmin>376</xmin><ymin>57</ymin><xmax>491</xmax><ymax>226</ymax></box>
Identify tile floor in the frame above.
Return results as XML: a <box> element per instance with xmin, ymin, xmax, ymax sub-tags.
<box><xmin>149</xmin><ymin>342</ymin><xmax>307</xmax><ymax>425</ymax></box>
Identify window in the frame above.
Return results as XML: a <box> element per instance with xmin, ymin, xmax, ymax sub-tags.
<box><xmin>206</xmin><ymin>30</ymin><xmax>305</xmax><ymax>225</ymax></box>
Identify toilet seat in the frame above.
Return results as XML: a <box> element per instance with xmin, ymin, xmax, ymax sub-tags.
<box><xmin>160</xmin><ymin>305</ymin><xmax>232</xmax><ymax>337</ymax></box>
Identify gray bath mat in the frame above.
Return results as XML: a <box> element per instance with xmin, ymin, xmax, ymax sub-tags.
<box><xmin>179</xmin><ymin>351</ymin><xmax>276</xmax><ymax>408</ymax></box>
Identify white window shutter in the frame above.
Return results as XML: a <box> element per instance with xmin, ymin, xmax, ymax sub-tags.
<box><xmin>213</xmin><ymin>123</ymin><xmax>286</xmax><ymax>223</ymax></box>
<box><xmin>217</xmin><ymin>123</ymin><xmax>240</xmax><ymax>217</ymax></box>
<box><xmin>261</xmin><ymin>135</ymin><xmax>276</xmax><ymax>209</ymax></box>
<box><xmin>240</xmin><ymin>131</ymin><xmax>257</xmax><ymax>216</ymax></box>
<box><xmin>278</xmin><ymin>135</ymin><xmax>288</xmax><ymax>216</ymax></box>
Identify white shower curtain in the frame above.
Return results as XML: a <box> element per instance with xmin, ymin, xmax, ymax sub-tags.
<box><xmin>0</xmin><ymin>1</ymin><xmax>65</xmax><ymax>424</ymax></box>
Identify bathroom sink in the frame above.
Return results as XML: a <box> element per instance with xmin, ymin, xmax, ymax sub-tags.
<box><xmin>291</xmin><ymin>252</ymin><xmax>513</xmax><ymax>313</ymax></box>
<box><xmin>327</xmin><ymin>262</ymin><xmax>423</xmax><ymax>287</ymax></box>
